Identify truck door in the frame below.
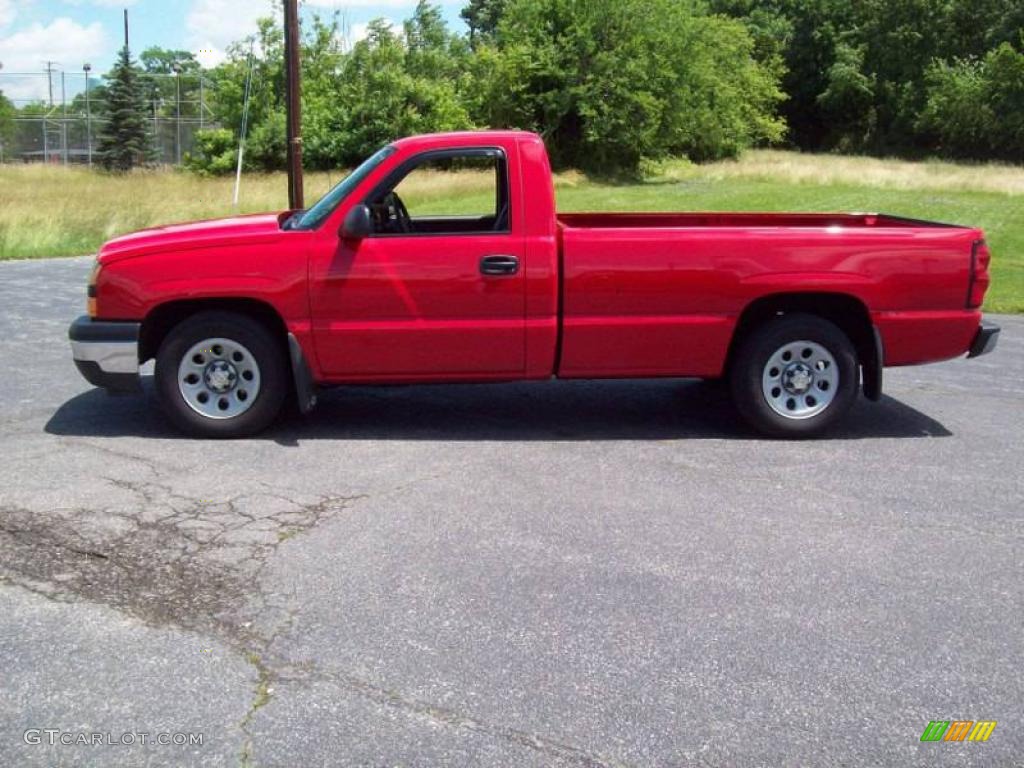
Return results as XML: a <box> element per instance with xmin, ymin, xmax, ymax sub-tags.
<box><xmin>308</xmin><ymin>146</ymin><xmax>526</xmax><ymax>380</ymax></box>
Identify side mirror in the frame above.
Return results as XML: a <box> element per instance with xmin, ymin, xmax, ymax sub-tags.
<box><xmin>341</xmin><ymin>204</ymin><xmax>373</xmax><ymax>239</ymax></box>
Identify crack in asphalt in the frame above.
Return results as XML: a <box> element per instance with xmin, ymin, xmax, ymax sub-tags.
<box><xmin>0</xmin><ymin>465</ymin><xmax>366</xmax><ymax>766</ymax></box>
<box><xmin>270</xmin><ymin>664</ymin><xmax>628</xmax><ymax>768</ymax></box>
<box><xmin>239</xmin><ymin>651</ymin><xmax>275</xmax><ymax>768</ymax></box>
<box><xmin>0</xmin><ymin>483</ymin><xmax>362</xmax><ymax>644</ymax></box>
<box><xmin>0</xmin><ymin>435</ymin><xmax>621</xmax><ymax>767</ymax></box>
<box><xmin>64</xmin><ymin>436</ymin><xmax>167</xmax><ymax>477</ymax></box>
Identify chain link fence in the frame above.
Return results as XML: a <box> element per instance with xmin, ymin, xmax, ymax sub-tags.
<box><xmin>0</xmin><ymin>70</ymin><xmax>216</xmax><ymax>166</ymax></box>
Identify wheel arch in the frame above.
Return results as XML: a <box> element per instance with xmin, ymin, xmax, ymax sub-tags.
<box><xmin>726</xmin><ymin>292</ymin><xmax>882</xmax><ymax>400</ymax></box>
<box><xmin>139</xmin><ymin>298</ymin><xmax>289</xmax><ymax>364</ymax></box>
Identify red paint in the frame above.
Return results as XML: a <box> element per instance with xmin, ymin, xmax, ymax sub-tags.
<box><xmin>93</xmin><ymin>131</ymin><xmax>991</xmax><ymax>383</ymax></box>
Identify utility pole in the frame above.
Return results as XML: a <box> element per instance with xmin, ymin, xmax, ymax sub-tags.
<box><xmin>123</xmin><ymin>9</ymin><xmax>129</xmax><ymax>49</ymax></box>
<box><xmin>283</xmin><ymin>0</ymin><xmax>304</xmax><ymax>209</ymax></box>
<box><xmin>43</xmin><ymin>61</ymin><xmax>57</xmax><ymax>107</ymax></box>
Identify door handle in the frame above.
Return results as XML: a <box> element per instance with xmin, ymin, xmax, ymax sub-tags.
<box><xmin>480</xmin><ymin>254</ymin><xmax>519</xmax><ymax>276</ymax></box>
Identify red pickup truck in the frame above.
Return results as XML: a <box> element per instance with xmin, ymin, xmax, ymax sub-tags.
<box><xmin>69</xmin><ymin>130</ymin><xmax>998</xmax><ymax>438</ymax></box>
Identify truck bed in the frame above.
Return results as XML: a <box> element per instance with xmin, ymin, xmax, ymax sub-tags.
<box><xmin>555</xmin><ymin>211</ymin><xmax>982</xmax><ymax>378</ymax></box>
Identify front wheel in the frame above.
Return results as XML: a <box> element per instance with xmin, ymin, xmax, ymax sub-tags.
<box><xmin>155</xmin><ymin>311</ymin><xmax>288</xmax><ymax>438</ymax></box>
<box><xmin>729</xmin><ymin>313</ymin><xmax>859</xmax><ymax>438</ymax></box>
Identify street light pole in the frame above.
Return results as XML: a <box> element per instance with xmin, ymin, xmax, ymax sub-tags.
<box><xmin>172</xmin><ymin>62</ymin><xmax>182</xmax><ymax>166</ymax></box>
<box><xmin>283</xmin><ymin>0</ymin><xmax>304</xmax><ymax>209</ymax></box>
<box><xmin>83</xmin><ymin>63</ymin><xmax>92</xmax><ymax>167</ymax></box>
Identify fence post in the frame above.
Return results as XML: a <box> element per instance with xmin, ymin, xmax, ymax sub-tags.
<box><xmin>84</xmin><ymin>64</ymin><xmax>93</xmax><ymax>167</ymax></box>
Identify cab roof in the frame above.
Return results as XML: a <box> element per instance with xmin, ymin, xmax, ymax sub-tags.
<box><xmin>391</xmin><ymin>130</ymin><xmax>541</xmax><ymax>151</ymax></box>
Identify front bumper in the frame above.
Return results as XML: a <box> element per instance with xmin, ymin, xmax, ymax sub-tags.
<box><xmin>967</xmin><ymin>321</ymin><xmax>1000</xmax><ymax>359</ymax></box>
<box><xmin>69</xmin><ymin>315</ymin><xmax>141</xmax><ymax>392</ymax></box>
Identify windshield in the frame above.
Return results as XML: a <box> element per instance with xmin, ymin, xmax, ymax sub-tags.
<box><xmin>295</xmin><ymin>145</ymin><xmax>396</xmax><ymax>229</ymax></box>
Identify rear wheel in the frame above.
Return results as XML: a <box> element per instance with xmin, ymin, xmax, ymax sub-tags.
<box><xmin>729</xmin><ymin>313</ymin><xmax>858</xmax><ymax>438</ymax></box>
<box><xmin>155</xmin><ymin>312</ymin><xmax>287</xmax><ymax>438</ymax></box>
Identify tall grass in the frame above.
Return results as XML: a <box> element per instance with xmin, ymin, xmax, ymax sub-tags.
<box><xmin>649</xmin><ymin>151</ymin><xmax>1024</xmax><ymax>196</ymax></box>
<box><xmin>1</xmin><ymin>152</ymin><xmax>1021</xmax><ymax>311</ymax></box>
<box><xmin>0</xmin><ymin>165</ymin><xmax>339</xmax><ymax>258</ymax></box>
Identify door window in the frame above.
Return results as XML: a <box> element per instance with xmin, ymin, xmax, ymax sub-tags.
<box><xmin>366</xmin><ymin>149</ymin><xmax>511</xmax><ymax>236</ymax></box>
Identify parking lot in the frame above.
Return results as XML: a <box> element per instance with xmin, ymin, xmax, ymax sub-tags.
<box><xmin>1</xmin><ymin>255</ymin><xmax>1021</xmax><ymax>767</ymax></box>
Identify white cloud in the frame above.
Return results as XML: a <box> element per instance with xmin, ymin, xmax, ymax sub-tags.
<box><xmin>185</xmin><ymin>0</ymin><xmax>276</xmax><ymax>68</ymax></box>
<box><xmin>0</xmin><ymin>18</ymin><xmax>106</xmax><ymax>102</ymax></box>
<box><xmin>0</xmin><ymin>0</ymin><xmax>16</xmax><ymax>30</ymax></box>
<box><xmin>193</xmin><ymin>45</ymin><xmax>226</xmax><ymax>69</ymax></box>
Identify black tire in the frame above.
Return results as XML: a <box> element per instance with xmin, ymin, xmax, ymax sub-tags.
<box><xmin>729</xmin><ymin>313</ymin><xmax>858</xmax><ymax>438</ymax></box>
<box><xmin>155</xmin><ymin>311</ymin><xmax>288</xmax><ymax>438</ymax></box>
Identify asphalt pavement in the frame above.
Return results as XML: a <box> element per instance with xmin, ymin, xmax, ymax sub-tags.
<box><xmin>1</xmin><ymin>255</ymin><xmax>1021</xmax><ymax>767</ymax></box>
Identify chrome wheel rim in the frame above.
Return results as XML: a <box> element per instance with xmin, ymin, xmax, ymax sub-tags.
<box><xmin>177</xmin><ymin>337</ymin><xmax>261</xmax><ymax>420</ymax></box>
<box><xmin>761</xmin><ymin>340</ymin><xmax>838</xmax><ymax>420</ymax></box>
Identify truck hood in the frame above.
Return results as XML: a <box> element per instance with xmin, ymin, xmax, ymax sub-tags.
<box><xmin>97</xmin><ymin>212</ymin><xmax>292</xmax><ymax>264</ymax></box>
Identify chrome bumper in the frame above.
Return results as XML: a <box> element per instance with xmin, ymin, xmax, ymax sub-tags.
<box><xmin>69</xmin><ymin>315</ymin><xmax>141</xmax><ymax>392</ymax></box>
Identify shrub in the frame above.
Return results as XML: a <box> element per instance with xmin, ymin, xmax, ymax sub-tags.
<box><xmin>920</xmin><ymin>43</ymin><xmax>1024</xmax><ymax>161</ymax></box>
<box><xmin>184</xmin><ymin>129</ymin><xmax>237</xmax><ymax>175</ymax></box>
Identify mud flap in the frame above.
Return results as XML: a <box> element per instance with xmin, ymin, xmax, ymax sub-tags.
<box><xmin>287</xmin><ymin>333</ymin><xmax>318</xmax><ymax>414</ymax></box>
<box><xmin>862</xmin><ymin>326</ymin><xmax>884</xmax><ymax>402</ymax></box>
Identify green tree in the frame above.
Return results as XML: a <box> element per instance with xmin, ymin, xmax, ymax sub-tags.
<box><xmin>97</xmin><ymin>46</ymin><xmax>151</xmax><ymax>171</ymax></box>
<box><xmin>406</xmin><ymin>1</ymin><xmax>470</xmax><ymax>79</ymax></box>
<box><xmin>189</xmin><ymin>18</ymin><xmax>285</xmax><ymax>173</ymax></box>
<box><xmin>193</xmin><ymin>7</ymin><xmax>474</xmax><ymax>173</ymax></box>
<box><xmin>332</xmin><ymin>16</ymin><xmax>472</xmax><ymax>163</ymax></box>
<box><xmin>140</xmin><ymin>47</ymin><xmax>200</xmax><ymax>75</ymax></box>
<box><xmin>476</xmin><ymin>0</ymin><xmax>784</xmax><ymax>172</ymax></box>
<box><xmin>713</xmin><ymin>0</ymin><xmax>1024</xmax><ymax>155</ymax></box>
<box><xmin>0</xmin><ymin>91</ymin><xmax>15</xmax><ymax>159</ymax></box>
<box><xmin>138</xmin><ymin>46</ymin><xmax>203</xmax><ymax>121</ymax></box>
<box><xmin>920</xmin><ymin>43</ymin><xmax>1024</xmax><ymax>161</ymax></box>
<box><xmin>918</xmin><ymin>58</ymin><xmax>991</xmax><ymax>157</ymax></box>
<box><xmin>707</xmin><ymin>0</ymin><xmax>792</xmax><ymax>66</ymax></box>
<box><xmin>183</xmin><ymin>128</ymin><xmax>236</xmax><ymax>174</ymax></box>
<box><xmin>210</xmin><ymin>18</ymin><xmax>285</xmax><ymax>142</ymax></box>
<box><xmin>461</xmin><ymin>0</ymin><xmax>508</xmax><ymax>44</ymax></box>
<box><xmin>817</xmin><ymin>42</ymin><xmax>877</xmax><ymax>150</ymax></box>
<box><xmin>301</xmin><ymin>14</ymin><xmax>348</xmax><ymax>169</ymax></box>
<box><xmin>985</xmin><ymin>42</ymin><xmax>1024</xmax><ymax>160</ymax></box>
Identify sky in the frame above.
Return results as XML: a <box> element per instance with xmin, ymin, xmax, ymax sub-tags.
<box><xmin>0</xmin><ymin>0</ymin><xmax>467</xmax><ymax>104</ymax></box>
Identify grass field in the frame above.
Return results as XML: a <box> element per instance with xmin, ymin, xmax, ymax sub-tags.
<box><xmin>0</xmin><ymin>151</ymin><xmax>1020</xmax><ymax>312</ymax></box>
